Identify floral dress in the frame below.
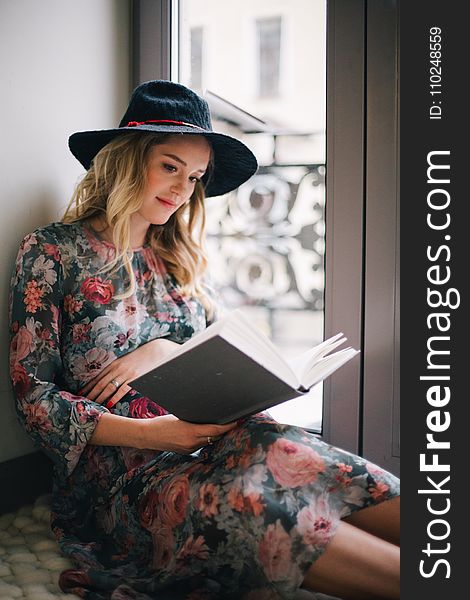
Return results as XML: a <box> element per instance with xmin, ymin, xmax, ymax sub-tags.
<box><xmin>9</xmin><ymin>221</ymin><xmax>400</xmax><ymax>600</ymax></box>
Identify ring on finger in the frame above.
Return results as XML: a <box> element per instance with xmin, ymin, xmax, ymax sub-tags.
<box><xmin>207</xmin><ymin>436</ymin><xmax>213</xmax><ymax>445</ymax></box>
<box><xmin>110</xmin><ymin>378</ymin><xmax>120</xmax><ymax>389</ymax></box>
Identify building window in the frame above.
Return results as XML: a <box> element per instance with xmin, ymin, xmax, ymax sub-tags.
<box><xmin>257</xmin><ymin>17</ymin><xmax>282</xmax><ymax>98</ymax></box>
<box><xmin>190</xmin><ymin>26</ymin><xmax>203</xmax><ymax>90</ymax></box>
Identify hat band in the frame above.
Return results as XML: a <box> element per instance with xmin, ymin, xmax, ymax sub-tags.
<box><xmin>125</xmin><ymin>119</ymin><xmax>206</xmax><ymax>131</ymax></box>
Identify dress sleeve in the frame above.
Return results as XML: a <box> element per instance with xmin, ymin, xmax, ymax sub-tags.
<box><xmin>8</xmin><ymin>228</ymin><xmax>109</xmax><ymax>478</ymax></box>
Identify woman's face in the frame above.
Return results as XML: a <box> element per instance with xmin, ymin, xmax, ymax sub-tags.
<box><xmin>137</xmin><ymin>135</ymin><xmax>211</xmax><ymax>226</ymax></box>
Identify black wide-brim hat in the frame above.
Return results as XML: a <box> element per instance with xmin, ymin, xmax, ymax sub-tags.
<box><xmin>68</xmin><ymin>80</ymin><xmax>258</xmax><ymax>198</ymax></box>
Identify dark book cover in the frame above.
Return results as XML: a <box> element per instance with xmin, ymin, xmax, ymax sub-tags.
<box><xmin>131</xmin><ymin>336</ymin><xmax>303</xmax><ymax>423</ymax></box>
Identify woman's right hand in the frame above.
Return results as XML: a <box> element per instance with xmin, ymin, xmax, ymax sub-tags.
<box><xmin>140</xmin><ymin>414</ymin><xmax>238</xmax><ymax>454</ymax></box>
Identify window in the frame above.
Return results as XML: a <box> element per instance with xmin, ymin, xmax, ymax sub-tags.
<box><xmin>257</xmin><ymin>17</ymin><xmax>282</xmax><ymax>97</ymax></box>
<box><xmin>179</xmin><ymin>0</ymin><xmax>327</xmax><ymax>432</ymax></box>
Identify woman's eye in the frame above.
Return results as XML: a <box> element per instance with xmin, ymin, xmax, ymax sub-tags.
<box><xmin>162</xmin><ymin>163</ymin><xmax>200</xmax><ymax>183</ymax></box>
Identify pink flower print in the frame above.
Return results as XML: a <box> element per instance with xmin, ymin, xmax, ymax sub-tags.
<box><xmin>258</xmin><ymin>520</ymin><xmax>292</xmax><ymax>582</ymax></box>
<box><xmin>335</xmin><ymin>462</ymin><xmax>354</xmax><ymax>486</ymax></box>
<box><xmin>24</xmin><ymin>280</ymin><xmax>45</xmax><ymax>313</ymax></box>
<box><xmin>43</xmin><ymin>243</ymin><xmax>61</xmax><ymax>261</ymax></box>
<box><xmin>139</xmin><ymin>489</ymin><xmax>159</xmax><ymax>530</ymax></box>
<box><xmin>82</xmin><ymin>226</ymin><xmax>115</xmax><ymax>262</ymax></box>
<box><xmin>72</xmin><ymin>347</ymin><xmax>115</xmax><ymax>383</ymax></box>
<box><xmin>16</xmin><ymin>233</ymin><xmax>38</xmax><ymax>264</ymax></box>
<box><xmin>21</xmin><ymin>400</ymin><xmax>53</xmax><ymax>434</ymax></box>
<box><xmin>128</xmin><ymin>397</ymin><xmax>167</xmax><ymax>419</ymax></box>
<box><xmin>73</xmin><ymin>400</ymin><xmax>99</xmax><ymax>424</ymax></box>
<box><xmin>123</xmin><ymin>302</ymin><xmax>138</xmax><ymax>322</ymax></box>
<box><xmin>266</xmin><ymin>438</ymin><xmax>325</xmax><ymax>488</ymax></box>
<box><xmin>64</xmin><ymin>295</ymin><xmax>83</xmax><ymax>316</ymax></box>
<box><xmin>59</xmin><ymin>569</ymin><xmax>93</xmax><ymax>593</ymax></box>
<box><xmin>225</xmin><ymin>454</ymin><xmax>238</xmax><ymax>470</ymax></box>
<box><xmin>50</xmin><ymin>304</ymin><xmax>60</xmax><ymax>335</ymax></box>
<box><xmin>81</xmin><ymin>276</ymin><xmax>115</xmax><ymax>305</ymax></box>
<box><xmin>107</xmin><ymin>296</ymin><xmax>148</xmax><ymax>329</ymax></box>
<box><xmin>154</xmin><ymin>311</ymin><xmax>176</xmax><ymax>323</ymax></box>
<box><xmin>296</xmin><ymin>498</ymin><xmax>338</xmax><ymax>547</ymax></box>
<box><xmin>369</xmin><ymin>481</ymin><xmax>390</xmax><ymax>501</ymax></box>
<box><xmin>176</xmin><ymin>535</ymin><xmax>209</xmax><ymax>562</ymax></box>
<box><xmin>136</xmin><ymin>269</ymin><xmax>154</xmax><ymax>287</ymax></box>
<box><xmin>158</xmin><ymin>475</ymin><xmax>190</xmax><ymax>528</ymax></box>
<box><xmin>197</xmin><ymin>483</ymin><xmax>220</xmax><ymax>518</ymax></box>
<box><xmin>11</xmin><ymin>364</ymin><xmax>30</xmax><ymax>398</ymax></box>
<box><xmin>10</xmin><ymin>325</ymin><xmax>34</xmax><ymax>368</ymax></box>
<box><xmin>141</xmin><ymin>247</ymin><xmax>162</xmax><ymax>274</ymax></box>
<box><xmin>37</xmin><ymin>326</ymin><xmax>53</xmax><ymax>344</ymax></box>
<box><xmin>59</xmin><ymin>391</ymin><xmax>86</xmax><ymax>403</ymax></box>
<box><xmin>366</xmin><ymin>462</ymin><xmax>386</xmax><ymax>477</ymax></box>
<box><xmin>227</xmin><ymin>484</ymin><xmax>264</xmax><ymax>515</ymax></box>
<box><xmin>227</xmin><ymin>485</ymin><xmax>245</xmax><ymax>512</ymax></box>
<box><xmin>244</xmin><ymin>493</ymin><xmax>264</xmax><ymax>516</ymax></box>
<box><xmin>72</xmin><ymin>323</ymin><xmax>92</xmax><ymax>344</ymax></box>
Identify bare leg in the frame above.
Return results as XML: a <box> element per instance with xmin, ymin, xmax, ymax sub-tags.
<box><xmin>343</xmin><ymin>496</ymin><xmax>400</xmax><ymax>546</ymax></box>
<box><xmin>302</xmin><ymin>521</ymin><xmax>399</xmax><ymax>600</ymax></box>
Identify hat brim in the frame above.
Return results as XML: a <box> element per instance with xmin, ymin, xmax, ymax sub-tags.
<box><xmin>68</xmin><ymin>125</ymin><xmax>258</xmax><ymax>198</ymax></box>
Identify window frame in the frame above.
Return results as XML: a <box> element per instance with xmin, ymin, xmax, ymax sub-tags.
<box><xmin>324</xmin><ymin>0</ymin><xmax>399</xmax><ymax>474</ymax></box>
<box><xmin>132</xmin><ymin>0</ymin><xmax>177</xmax><ymax>86</ymax></box>
<box><xmin>132</xmin><ymin>0</ymin><xmax>400</xmax><ymax>475</ymax></box>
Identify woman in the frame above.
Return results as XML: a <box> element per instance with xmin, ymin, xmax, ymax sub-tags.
<box><xmin>9</xmin><ymin>80</ymin><xmax>400</xmax><ymax>600</ymax></box>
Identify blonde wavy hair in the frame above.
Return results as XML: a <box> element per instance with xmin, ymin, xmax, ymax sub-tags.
<box><xmin>62</xmin><ymin>131</ymin><xmax>215</xmax><ymax>318</ymax></box>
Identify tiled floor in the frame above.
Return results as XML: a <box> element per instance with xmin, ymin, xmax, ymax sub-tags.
<box><xmin>0</xmin><ymin>495</ymin><xmax>76</xmax><ymax>600</ymax></box>
<box><xmin>0</xmin><ymin>495</ymin><xmax>340</xmax><ymax>600</ymax></box>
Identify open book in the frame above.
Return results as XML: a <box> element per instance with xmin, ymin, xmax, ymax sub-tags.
<box><xmin>131</xmin><ymin>310</ymin><xmax>359</xmax><ymax>424</ymax></box>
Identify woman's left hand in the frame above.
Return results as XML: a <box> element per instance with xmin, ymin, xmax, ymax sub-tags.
<box><xmin>80</xmin><ymin>338</ymin><xmax>180</xmax><ymax>406</ymax></box>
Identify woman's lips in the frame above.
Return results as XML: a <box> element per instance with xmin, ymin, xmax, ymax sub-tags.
<box><xmin>157</xmin><ymin>197</ymin><xmax>176</xmax><ymax>208</ymax></box>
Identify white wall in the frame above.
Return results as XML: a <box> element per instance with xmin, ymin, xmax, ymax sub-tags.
<box><xmin>0</xmin><ymin>0</ymin><xmax>131</xmax><ymax>463</ymax></box>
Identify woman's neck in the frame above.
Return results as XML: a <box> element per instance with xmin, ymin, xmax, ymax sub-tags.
<box><xmin>87</xmin><ymin>215</ymin><xmax>150</xmax><ymax>250</ymax></box>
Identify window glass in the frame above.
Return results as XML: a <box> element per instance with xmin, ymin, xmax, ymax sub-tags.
<box><xmin>257</xmin><ymin>17</ymin><xmax>282</xmax><ymax>97</ymax></box>
<box><xmin>179</xmin><ymin>0</ymin><xmax>327</xmax><ymax>431</ymax></box>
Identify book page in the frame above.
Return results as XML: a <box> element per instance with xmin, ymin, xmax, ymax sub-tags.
<box><xmin>300</xmin><ymin>347</ymin><xmax>360</xmax><ymax>390</ymax></box>
<box><xmin>286</xmin><ymin>333</ymin><xmax>346</xmax><ymax>378</ymax></box>
<box><xmin>221</xmin><ymin>310</ymin><xmax>300</xmax><ymax>389</ymax></box>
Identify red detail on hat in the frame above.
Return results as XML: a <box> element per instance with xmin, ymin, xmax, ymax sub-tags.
<box><xmin>125</xmin><ymin>119</ymin><xmax>205</xmax><ymax>130</ymax></box>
